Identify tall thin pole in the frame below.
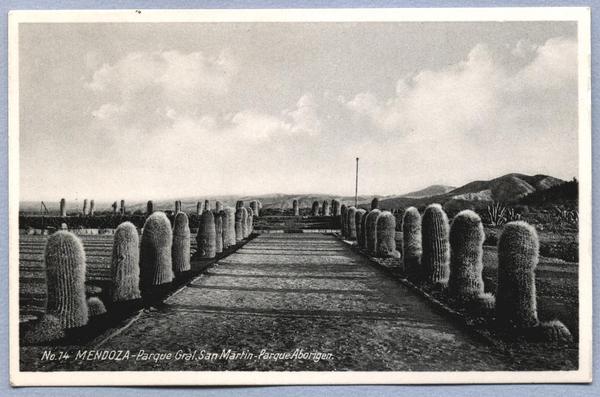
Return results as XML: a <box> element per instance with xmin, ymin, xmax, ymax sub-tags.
<box><xmin>355</xmin><ymin>157</ymin><xmax>359</xmax><ymax>207</ymax></box>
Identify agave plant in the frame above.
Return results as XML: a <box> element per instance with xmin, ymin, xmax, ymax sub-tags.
<box><xmin>486</xmin><ymin>202</ymin><xmax>507</xmax><ymax>226</ymax></box>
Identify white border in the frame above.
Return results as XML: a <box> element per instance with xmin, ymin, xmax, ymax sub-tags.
<box><xmin>8</xmin><ymin>7</ymin><xmax>592</xmax><ymax>386</ymax></box>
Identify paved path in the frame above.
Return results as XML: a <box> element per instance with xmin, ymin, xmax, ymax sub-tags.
<box><xmin>41</xmin><ymin>233</ymin><xmax>519</xmax><ymax>371</ymax></box>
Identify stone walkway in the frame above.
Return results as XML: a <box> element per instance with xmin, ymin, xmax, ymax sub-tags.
<box><xmin>37</xmin><ymin>233</ymin><xmax>521</xmax><ymax>371</ymax></box>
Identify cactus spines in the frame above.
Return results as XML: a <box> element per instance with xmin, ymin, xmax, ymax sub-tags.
<box><xmin>448</xmin><ymin>210</ymin><xmax>485</xmax><ymax>302</ymax></box>
<box><xmin>376</xmin><ymin>211</ymin><xmax>401</xmax><ymax>258</ymax></box>
<box><xmin>196</xmin><ymin>201</ymin><xmax>202</xmax><ymax>215</ymax></box>
<box><xmin>365</xmin><ymin>209</ymin><xmax>381</xmax><ymax>254</ymax></box>
<box><xmin>311</xmin><ymin>201</ymin><xmax>319</xmax><ymax>216</ymax></box>
<box><xmin>120</xmin><ymin>199</ymin><xmax>126</xmax><ymax>215</ymax></box>
<box><xmin>323</xmin><ymin>200</ymin><xmax>331</xmax><ymax>216</ymax></box>
<box><xmin>140</xmin><ymin>212</ymin><xmax>174</xmax><ymax>291</ymax></box>
<box><xmin>240</xmin><ymin>207</ymin><xmax>249</xmax><ymax>238</ymax></box>
<box><xmin>215</xmin><ymin>200</ymin><xmax>223</xmax><ymax>213</ymax></box>
<box><xmin>496</xmin><ymin>221</ymin><xmax>540</xmax><ymax>328</ymax></box>
<box><xmin>340</xmin><ymin>204</ymin><xmax>347</xmax><ymax>236</ymax></box>
<box><xmin>175</xmin><ymin>200</ymin><xmax>181</xmax><ymax>214</ymax></box>
<box><xmin>197</xmin><ymin>210</ymin><xmax>216</xmax><ymax>258</ymax></box>
<box><xmin>235</xmin><ymin>208</ymin><xmax>244</xmax><ymax>242</ymax></box>
<box><xmin>111</xmin><ymin>222</ymin><xmax>141</xmax><ymax>302</ymax></box>
<box><xmin>172</xmin><ymin>212</ymin><xmax>191</xmax><ymax>273</ymax></box>
<box><xmin>147</xmin><ymin>200</ymin><xmax>154</xmax><ymax>215</ymax></box>
<box><xmin>371</xmin><ymin>197</ymin><xmax>379</xmax><ymax>210</ymax></box>
<box><xmin>355</xmin><ymin>208</ymin><xmax>367</xmax><ymax>248</ymax></box>
<box><xmin>421</xmin><ymin>204</ymin><xmax>450</xmax><ymax>287</ymax></box>
<box><xmin>204</xmin><ymin>200</ymin><xmax>210</xmax><ymax>212</ymax></box>
<box><xmin>402</xmin><ymin>207</ymin><xmax>422</xmax><ymax>278</ymax></box>
<box><xmin>45</xmin><ymin>231</ymin><xmax>88</xmax><ymax>329</ymax></box>
<box><xmin>250</xmin><ymin>200</ymin><xmax>259</xmax><ymax>217</ymax></box>
<box><xmin>346</xmin><ymin>206</ymin><xmax>357</xmax><ymax>240</ymax></box>
<box><xmin>331</xmin><ymin>199</ymin><xmax>341</xmax><ymax>216</ymax></box>
<box><xmin>82</xmin><ymin>199</ymin><xmax>88</xmax><ymax>216</ymax></box>
<box><xmin>215</xmin><ymin>211</ymin><xmax>224</xmax><ymax>254</ymax></box>
<box><xmin>89</xmin><ymin>199</ymin><xmax>95</xmax><ymax>216</ymax></box>
<box><xmin>223</xmin><ymin>207</ymin><xmax>236</xmax><ymax>248</ymax></box>
<box><xmin>60</xmin><ymin>198</ymin><xmax>66</xmax><ymax>217</ymax></box>
<box><xmin>293</xmin><ymin>200</ymin><xmax>299</xmax><ymax>216</ymax></box>
<box><xmin>87</xmin><ymin>297</ymin><xmax>107</xmax><ymax>318</ymax></box>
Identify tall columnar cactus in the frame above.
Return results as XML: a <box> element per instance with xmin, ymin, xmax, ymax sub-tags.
<box><xmin>496</xmin><ymin>221</ymin><xmax>539</xmax><ymax>328</ymax></box>
<box><xmin>60</xmin><ymin>198</ymin><xmax>66</xmax><ymax>217</ymax></box>
<box><xmin>111</xmin><ymin>221</ymin><xmax>141</xmax><ymax>302</ymax></box>
<box><xmin>82</xmin><ymin>199</ymin><xmax>88</xmax><ymax>216</ymax></box>
<box><xmin>355</xmin><ymin>209</ymin><xmax>367</xmax><ymax>248</ymax></box>
<box><xmin>448</xmin><ymin>210</ymin><xmax>486</xmax><ymax>302</ymax></box>
<box><xmin>241</xmin><ymin>207</ymin><xmax>249</xmax><ymax>238</ymax></box>
<box><xmin>332</xmin><ymin>199</ymin><xmax>341</xmax><ymax>216</ymax></box>
<box><xmin>366</xmin><ymin>209</ymin><xmax>381</xmax><ymax>254</ymax></box>
<box><xmin>247</xmin><ymin>208</ymin><xmax>254</xmax><ymax>235</ymax></box>
<box><xmin>196</xmin><ymin>201</ymin><xmax>202</xmax><ymax>215</ymax></box>
<box><xmin>371</xmin><ymin>197</ymin><xmax>379</xmax><ymax>210</ymax></box>
<box><xmin>204</xmin><ymin>200</ymin><xmax>210</xmax><ymax>212</ymax></box>
<box><xmin>293</xmin><ymin>200</ymin><xmax>299</xmax><ymax>216</ymax></box>
<box><xmin>421</xmin><ymin>204</ymin><xmax>450</xmax><ymax>287</ymax></box>
<box><xmin>347</xmin><ymin>207</ymin><xmax>357</xmax><ymax>240</ymax></box>
<box><xmin>250</xmin><ymin>200</ymin><xmax>259</xmax><ymax>217</ymax></box>
<box><xmin>215</xmin><ymin>200</ymin><xmax>223</xmax><ymax>213</ymax></box>
<box><xmin>172</xmin><ymin>212</ymin><xmax>191</xmax><ymax>273</ymax></box>
<box><xmin>147</xmin><ymin>200</ymin><xmax>154</xmax><ymax>215</ymax></box>
<box><xmin>223</xmin><ymin>207</ymin><xmax>236</xmax><ymax>248</ymax></box>
<box><xmin>376</xmin><ymin>211</ymin><xmax>401</xmax><ymax>258</ymax></box>
<box><xmin>340</xmin><ymin>205</ymin><xmax>347</xmax><ymax>236</ymax></box>
<box><xmin>402</xmin><ymin>207</ymin><xmax>422</xmax><ymax>278</ymax></box>
<box><xmin>322</xmin><ymin>200</ymin><xmax>330</xmax><ymax>216</ymax></box>
<box><xmin>120</xmin><ymin>199</ymin><xmax>126</xmax><ymax>215</ymax></box>
<box><xmin>235</xmin><ymin>207</ymin><xmax>244</xmax><ymax>242</ymax></box>
<box><xmin>89</xmin><ymin>199</ymin><xmax>95</xmax><ymax>216</ymax></box>
<box><xmin>197</xmin><ymin>210</ymin><xmax>216</xmax><ymax>258</ymax></box>
<box><xmin>214</xmin><ymin>211</ymin><xmax>223</xmax><ymax>254</ymax></box>
<box><xmin>45</xmin><ymin>231</ymin><xmax>88</xmax><ymax>329</ymax></box>
<box><xmin>140</xmin><ymin>212</ymin><xmax>174</xmax><ymax>292</ymax></box>
<box><xmin>311</xmin><ymin>201</ymin><xmax>320</xmax><ymax>216</ymax></box>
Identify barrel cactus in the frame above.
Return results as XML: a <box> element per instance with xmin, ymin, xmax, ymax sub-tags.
<box><xmin>235</xmin><ymin>208</ymin><xmax>244</xmax><ymax>242</ymax></box>
<box><xmin>236</xmin><ymin>200</ymin><xmax>244</xmax><ymax>210</ymax></box>
<box><xmin>172</xmin><ymin>212</ymin><xmax>191</xmax><ymax>273</ymax></box>
<box><xmin>223</xmin><ymin>207</ymin><xmax>236</xmax><ymax>248</ymax></box>
<box><xmin>82</xmin><ymin>199</ymin><xmax>88</xmax><ymax>216</ymax></box>
<box><xmin>196</xmin><ymin>201</ymin><xmax>202</xmax><ymax>215</ymax></box>
<box><xmin>340</xmin><ymin>205</ymin><xmax>347</xmax><ymax>236</ymax></box>
<box><xmin>331</xmin><ymin>199</ymin><xmax>341</xmax><ymax>216</ymax></box>
<box><xmin>371</xmin><ymin>197</ymin><xmax>379</xmax><ymax>210</ymax></box>
<box><xmin>89</xmin><ymin>199</ymin><xmax>95</xmax><ymax>216</ymax></box>
<box><xmin>366</xmin><ymin>209</ymin><xmax>381</xmax><ymax>254</ymax></box>
<box><xmin>60</xmin><ymin>198</ymin><xmax>66</xmax><ymax>217</ymax></box>
<box><xmin>322</xmin><ymin>200</ymin><xmax>330</xmax><ymax>216</ymax></box>
<box><xmin>241</xmin><ymin>207</ymin><xmax>249</xmax><ymax>238</ymax></box>
<box><xmin>250</xmin><ymin>200</ymin><xmax>259</xmax><ymax>217</ymax></box>
<box><xmin>360</xmin><ymin>209</ymin><xmax>369</xmax><ymax>249</ymax></box>
<box><xmin>175</xmin><ymin>200</ymin><xmax>181</xmax><ymax>214</ymax></box>
<box><xmin>347</xmin><ymin>207</ymin><xmax>357</xmax><ymax>240</ymax></box>
<box><xmin>112</xmin><ymin>201</ymin><xmax>118</xmax><ymax>214</ymax></box>
<box><xmin>402</xmin><ymin>207</ymin><xmax>422</xmax><ymax>279</ymax></box>
<box><xmin>215</xmin><ymin>200</ymin><xmax>223</xmax><ymax>213</ymax></box>
<box><xmin>247</xmin><ymin>208</ymin><xmax>254</xmax><ymax>235</ymax></box>
<box><xmin>355</xmin><ymin>209</ymin><xmax>367</xmax><ymax>248</ymax></box>
<box><xmin>421</xmin><ymin>204</ymin><xmax>450</xmax><ymax>287</ymax></box>
<box><xmin>496</xmin><ymin>221</ymin><xmax>539</xmax><ymax>328</ymax></box>
<box><xmin>376</xmin><ymin>211</ymin><xmax>401</xmax><ymax>258</ymax></box>
<box><xmin>111</xmin><ymin>222</ymin><xmax>141</xmax><ymax>302</ymax></box>
<box><xmin>140</xmin><ymin>212</ymin><xmax>174</xmax><ymax>293</ymax></box>
<box><xmin>45</xmin><ymin>231</ymin><xmax>88</xmax><ymax>329</ymax></box>
<box><xmin>21</xmin><ymin>314</ymin><xmax>64</xmax><ymax>344</ymax></box>
<box><xmin>215</xmin><ymin>211</ymin><xmax>224</xmax><ymax>254</ymax></box>
<box><xmin>120</xmin><ymin>199</ymin><xmax>126</xmax><ymax>215</ymax></box>
<box><xmin>87</xmin><ymin>297</ymin><xmax>107</xmax><ymax>318</ymax></box>
<box><xmin>146</xmin><ymin>200</ymin><xmax>154</xmax><ymax>215</ymax></box>
<box><xmin>311</xmin><ymin>201</ymin><xmax>319</xmax><ymax>216</ymax></box>
<box><xmin>197</xmin><ymin>210</ymin><xmax>216</xmax><ymax>258</ymax></box>
<box><xmin>448</xmin><ymin>210</ymin><xmax>485</xmax><ymax>302</ymax></box>
<box><xmin>293</xmin><ymin>200</ymin><xmax>299</xmax><ymax>216</ymax></box>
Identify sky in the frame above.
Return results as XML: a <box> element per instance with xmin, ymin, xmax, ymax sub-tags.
<box><xmin>19</xmin><ymin>21</ymin><xmax>579</xmax><ymax>201</ymax></box>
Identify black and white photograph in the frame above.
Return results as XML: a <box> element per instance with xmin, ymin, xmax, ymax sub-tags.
<box><xmin>8</xmin><ymin>8</ymin><xmax>592</xmax><ymax>385</ymax></box>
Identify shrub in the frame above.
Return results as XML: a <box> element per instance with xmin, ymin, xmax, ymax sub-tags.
<box><xmin>172</xmin><ymin>212</ymin><xmax>191</xmax><ymax>273</ymax></box>
<box><xmin>140</xmin><ymin>212</ymin><xmax>174</xmax><ymax>292</ymax></box>
<box><xmin>421</xmin><ymin>204</ymin><xmax>450</xmax><ymax>287</ymax></box>
<box><xmin>347</xmin><ymin>207</ymin><xmax>357</xmax><ymax>240</ymax></box>
<box><xmin>366</xmin><ymin>209</ymin><xmax>381</xmax><ymax>254</ymax></box>
<box><xmin>355</xmin><ymin>209</ymin><xmax>367</xmax><ymax>248</ymax></box>
<box><xmin>197</xmin><ymin>210</ymin><xmax>216</xmax><ymax>258</ymax></box>
<box><xmin>111</xmin><ymin>222</ymin><xmax>141</xmax><ymax>302</ymax></box>
<box><xmin>402</xmin><ymin>207</ymin><xmax>422</xmax><ymax>278</ymax></box>
<box><xmin>45</xmin><ymin>231</ymin><xmax>88</xmax><ymax>329</ymax></box>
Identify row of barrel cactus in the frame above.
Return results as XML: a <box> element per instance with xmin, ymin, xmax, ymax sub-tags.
<box><xmin>341</xmin><ymin>206</ymin><xmax>401</xmax><ymax>259</ymax></box>
<box><xmin>397</xmin><ymin>204</ymin><xmax>571</xmax><ymax>342</ymax></box>
<box><xmin>25</xmin><ymin>200</ymin><xmax>258</xmax><ymax>343</ymax></box>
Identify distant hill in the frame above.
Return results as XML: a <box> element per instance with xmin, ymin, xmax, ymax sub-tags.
<box><xmin>401</xmin><ymin>185</ymin><xmax>456</xmax><ymax>198</ymax></box>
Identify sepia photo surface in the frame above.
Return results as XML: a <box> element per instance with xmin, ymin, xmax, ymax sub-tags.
<box><xmin>8</xmin><ymin>8</ymin><xmax>592</xmax><ymax>386</ymax></box>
